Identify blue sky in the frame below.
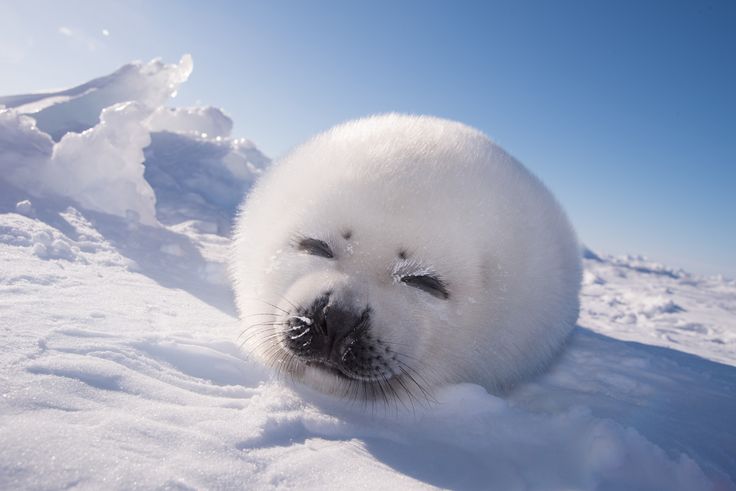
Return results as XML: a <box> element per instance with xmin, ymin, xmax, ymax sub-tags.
<box><xmin>2</xmin><ymin>1</ymin><xmax>734</xmax><ymax>276</ymax></box>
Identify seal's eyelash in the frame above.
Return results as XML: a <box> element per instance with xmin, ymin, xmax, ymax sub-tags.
<box><xmin>401</xmin><ymin>274</ymin><xmax>450</xmax><ymax>300</ymax></box>
<box><xmin>392</xmin><ymin>260</ymin><xmax>449</xmax><ymax>300</ymax></box>
<box><xmin>296</xmin><ymin>237</ymin><xmax>334</xmax><ymax>259</ymax></box>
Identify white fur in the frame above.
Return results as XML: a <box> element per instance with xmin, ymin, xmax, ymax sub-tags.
<box><xmin>230</xmin><ymin>114</ymin><xmax>581</xmax><ymax>397</ymax></box>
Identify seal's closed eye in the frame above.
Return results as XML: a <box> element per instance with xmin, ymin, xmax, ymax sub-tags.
<box><xmin>298</xmin><ymin>237</ymin><xmax>334</xmax><ymax>258</ymax></box>
<box><xmin>401</xmin><ymin>274</ymin><xmax>449</xmax><ymax>299</ymax></box>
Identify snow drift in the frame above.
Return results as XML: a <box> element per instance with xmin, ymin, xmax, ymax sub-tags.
<box><xmin>0</xmin><ymin>55</ymin><xmax>267</xmax><ymax>231</ymax></box>
<box><xmin>0</xmin><ymin>57</ymin><xmax>734</xmax><ymax>490</ymax></box>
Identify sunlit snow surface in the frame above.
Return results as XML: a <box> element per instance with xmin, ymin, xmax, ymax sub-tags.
<box><xmin>1</xmin><ymin>57</ymin><xmax>734</xmax><ymax>490</ymax></box>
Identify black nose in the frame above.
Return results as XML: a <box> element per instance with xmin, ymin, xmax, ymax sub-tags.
<box><xmin>284</xmin><ymin>293</ymin><xmax>370</xmax><ymax>362</ymax></box>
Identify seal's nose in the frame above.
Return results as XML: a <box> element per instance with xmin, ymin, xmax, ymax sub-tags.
<box><xmin>311</xmin><ymin>296</ymin><xmax>364</xmax><ymax>360</ymax></box>
<box><xmin>284</xmin><ymin>293</ymin><xmax>369</xmax><ymax>362</ymax></box>
<box><xmin>319</xmin><ymin>303</ymin><xmax>356</xmax><ymax>344</ymax></box>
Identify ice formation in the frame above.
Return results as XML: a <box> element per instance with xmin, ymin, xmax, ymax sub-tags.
<box><xmin>0</xmin><ymin>55</ymin><xmax>267</xmax><ymax>230</ymax></box>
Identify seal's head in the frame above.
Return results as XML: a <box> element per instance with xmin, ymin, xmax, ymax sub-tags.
<box><xmin>231</xmin><ymin>114</ymin><xmax>581</xmax><ymax>401</ymax></box>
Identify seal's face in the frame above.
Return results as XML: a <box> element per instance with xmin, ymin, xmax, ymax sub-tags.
<box><xmin>261</xmin><ymin>227</ymin><xmax>456</xmax><ymax>400</ymax></box>
<box><xmin>231</xmin><ymin>114</ymin><xmax>582</xmax><ymax>402</ymax></box>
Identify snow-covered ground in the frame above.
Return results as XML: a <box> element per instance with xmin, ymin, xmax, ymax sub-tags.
<box><xmin>1</xmin><ymin>56</ymin><xmax>734</xmax><ymax>490</ymax></box>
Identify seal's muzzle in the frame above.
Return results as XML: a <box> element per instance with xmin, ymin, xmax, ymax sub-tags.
<box><xmin>284</xmin><ymin>292</ymin><xmax>374</xmax><ymax>379</ymax></box>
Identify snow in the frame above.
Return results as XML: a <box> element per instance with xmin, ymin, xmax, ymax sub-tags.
<box><xmin>1</xmin><ymin>54</ymin><xmax>265</xmax><ymax>233</ymax></box>
<box><xmin>1</xmin><ymin>57</ymin><xmax>735</xmax><ymax>490</ymax></box>
<box><xmin>0</xmin><ymin>55</ymin><xmax>193</xmax><ymax>139</ymax></box>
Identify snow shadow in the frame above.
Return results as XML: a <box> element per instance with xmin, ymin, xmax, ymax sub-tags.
<box><xmin>0</xmin><ymin>184</ymin><xmax>236</xmax><ymax>316</ymax></box>
<box><xmin>512</xmin><ymin>327</ymin><xmax>736</xmax><ymax>484</ymax></box>
<box><xmin>0</xmin><ymin>182</ymin><xmax>76</xmax><ymax>239</ymax></box>
<box><xmin>362</xmin><ymin>438</ymin><xmax>504</xmax><ymax>490</ymax></box>
<box><xmin>289</xmin><ymin>327</ymin><xmax>736</xmax><ymax>489</ymax></box>
<box><xmin>86</xmin><ymin>211</ymin><xmax>237</xmax><ymax>316</ymax></box>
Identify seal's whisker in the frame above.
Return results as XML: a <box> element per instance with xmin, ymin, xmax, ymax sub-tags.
<box><xmin>275</xmin><ymin>293</ymin><xmax>299</xmax><ymax>311</ymax></box>
<box><xmin>237</xmin><ymin>322</ymin><xmax>289</xmax><ymax>343</ymax></box>
<box><xmin>243</xmin><ymin>312</ymin><xmax>287</xmax><ymax>319</ymax></box>
<box><xmin>393</xmin><ymin>373</ymin><xmax>418</xmax><ymax>415</ymax></box>
<box><xmin>247</xmin><ymin>333</ymin><xmax>287</xmax><ymax>353</ymax></box>
<box><xmin>242</xmin><ymin>297</ymin><xmax>291</xmax><ymax>314</ymax></box>
<box><xmin>375</xmin><ymin>376</ymin><xmax>389</xmax><ymax>407</ymax></box>
<box><xmin>237</xmin><ymin>328</ymin><xmax>273</xmax><ymax>346</ymax></box>
<box><xmin>246</xmin><ymin>320</ymin><xmax>290</xmax><ymax>329</ymax></box>
<box><xmin>239</xmin><ymin>327</ymin><xmax>280</xmax><ymax>342</ymax></box>
<box><xmin>239</xmin><ymin>333</ymin><xmax>283</xmax><ymax>351</ymax></box>
<box><xmin>380</xmin><ymin>375</ymin><xmax>401</xmax><ymax>416</ymax></box>
<box><xmin>239</xmin><ymin>329</ymin><xmax>283</xmax><ymax>347</ymax></box>
<box><xmin>398</xmin><ymin>364</ymin><xmax>435</xmax><ymax>404</ymax></box>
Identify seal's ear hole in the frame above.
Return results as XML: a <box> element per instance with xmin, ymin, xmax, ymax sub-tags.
<box><xmin>297</xmin><ymin>238</ymin><xmax>334</xmax><ymax>259</ymax></box>
<box><xmin>341</xmin><ymin>230</ymin><xmax>352</xmax><ymax>240</ymax></box>
<box><xmin>401</xmin><ymin>274</ymin><xmax>449</xmax><ymax>300</ymax></box>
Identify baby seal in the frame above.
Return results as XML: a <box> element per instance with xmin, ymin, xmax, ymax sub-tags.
<box><xmin>231</xmin><ymin>114</ymin><xmax>581</xmax><ymax>402</ymax></box>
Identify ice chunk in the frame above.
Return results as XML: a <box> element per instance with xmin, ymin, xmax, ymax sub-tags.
<box><xmin>0</xmin><ymin>92</ymin><xmax>159</xmax><ymax>228</ymax></box>
<box><xmin>145</xmin><ymin>106</ymin><xmax>233</xmax><ymax>138</ymax></box>
<box><xmin>0</xmin><ymin>102</ymin><xmax>157</xmax><ymax>225</ymax></box>
<box><xmin>46</xmin><ymin>102</ymin><xmax>157</xmax><ymax>225</ymax></box>
<box><xmin>14</xmin><ymin>200</ymin><xmax>34</xmax><ymax>217</ymax></box>
<box><xmin>0</xmin><ymin>109</ymin><xmax>54</xmax><ymax>184</ymax></box>
<box><xmin>0</xmin><ymin>55</ymin><xmax>193</xmax><ymax>141</ymax></box>
<box><xmin>30</xmin><ymin>230</ymin><xmax>80</xmax><ymax>261</ymax></box>
<box><xmin>1</xmin><ymin>55</ymin><xmax>269</xmax><ymax>230</ymax></box>
<box><xmin>638</xmin><ymin>296</ymin><xmax>686</xmax><ymax>317</ymax></box>
<box><xmin>143</xmin><ymin>131</ymin><xmax>267</xmax><ymax>231</ymax></box>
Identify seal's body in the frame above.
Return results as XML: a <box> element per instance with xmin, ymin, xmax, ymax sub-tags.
<box><xmin>231</xmin><ymin>114</ymin><xmax>581</xmax><ymax>401</ymax></box>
